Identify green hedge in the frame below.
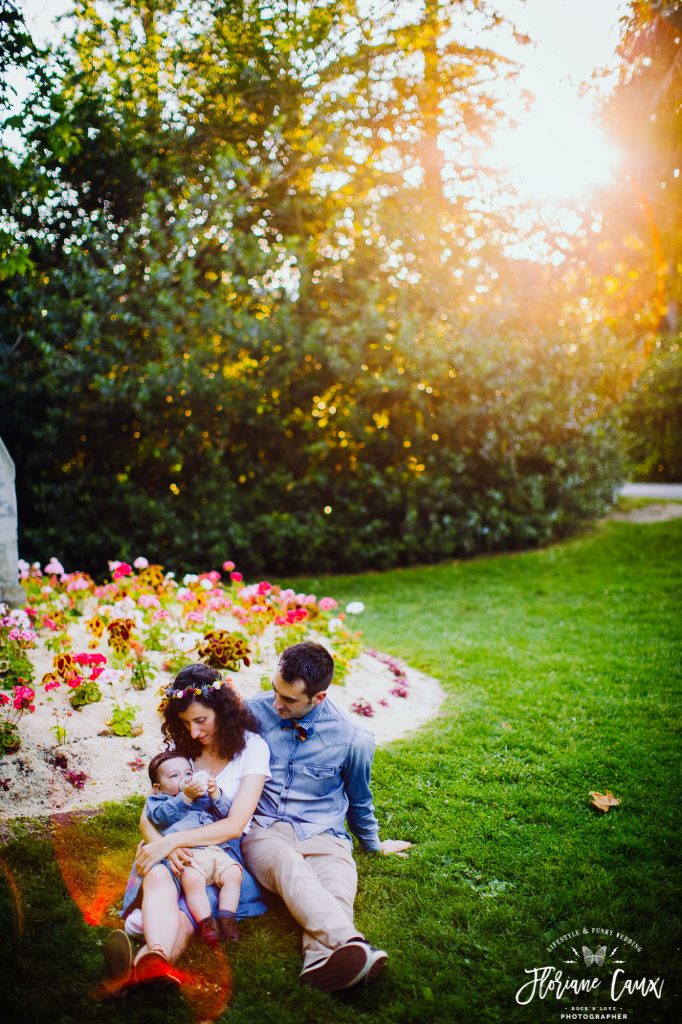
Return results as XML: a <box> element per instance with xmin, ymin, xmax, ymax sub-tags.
<box><xmin>620</xmin><ymin>333</ymin><xmax>682</xmax><ymax>481</ymax></box>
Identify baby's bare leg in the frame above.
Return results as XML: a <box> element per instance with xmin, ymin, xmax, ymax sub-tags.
<box><xmin>216</xmin><ymin>862</ymin><xmax>242</xmax><ymax>941</ymax></box>
<box><xmin>180</xmin><ymin>864</ymin><xmax>211</xmax><ymax>924</ymax></box>
<box><xmin>217</xmin><ymin>862</ymin><xmax>242</xmax><ymax>914</ymax></box>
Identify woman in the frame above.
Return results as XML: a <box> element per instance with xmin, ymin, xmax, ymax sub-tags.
<box><xmin>109</xmin><ymin>662</ymin><xmax>270</xmax><ymax>988</ymax></box>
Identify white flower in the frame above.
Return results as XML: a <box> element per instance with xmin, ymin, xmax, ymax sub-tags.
<box><xmin>18</xmin><ymin>559</ymin><xmax>29</xmax><ymax>573</ymax></box>
<box><xmin>183</xmin><ymin>573</ymin><xmax>199</xmax><ymax>585</ymax></box>
<box><xmin>170</xmin><ymin>631</ymin><xmax>201</xmax><ymax>653</ymax></box>
<box><xmin>133</xmin><ymin>556</ymin><xmax>149</xmax><ymax>570</ymax></box>
<box><xmin>328</xmin><ymin>617</ymin><xmax>343</xmax><ymax>633</ymax></box>
<box><xmin>345</xmin><ymin>601</ymin><xmax>365</xmax><ymax>615</ymax></box>
<box><xmin>200</xmin><ymin>578</ymin><xmax>213</xmax><ymax>590</ymax></box>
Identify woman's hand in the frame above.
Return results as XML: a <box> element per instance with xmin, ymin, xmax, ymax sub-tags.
<box><xmin>135</xmin><ymin>836</ymin><xmax>175</xmax><ymax>876</ymax></box>
<box><xmin>167</xmin><ymin>847</ymin><xmax>196</xmax><ymax>876</ymax></box>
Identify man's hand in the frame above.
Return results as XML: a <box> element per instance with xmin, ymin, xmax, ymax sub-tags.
<box><xmin>379</xmin><ymin>839</ymin><xmax>413</xmax><ymax>858</ymax></box>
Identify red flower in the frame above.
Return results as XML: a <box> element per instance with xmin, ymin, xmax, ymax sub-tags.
<box><xmin>257</xmin><ymin>581</ymin><xmax>272</xmax><ymax>596</ymax></box>
<box><xmin>113</xmin><ymin>562</ymin><xmax>132</xmax><ymax>579</ymax></box>
<box><xmin>230</xmin><ymin>572</ymin><xmax>243</xmax><ymax>583</ymax></box>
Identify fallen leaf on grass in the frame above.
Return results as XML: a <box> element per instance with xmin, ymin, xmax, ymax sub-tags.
<box><xmin>589</xmin><ymin>790</ymin><xmax>621</xmax><ymax>813</ymax></box>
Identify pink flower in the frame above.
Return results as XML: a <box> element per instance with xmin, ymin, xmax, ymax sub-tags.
<box><xmin>90</xmin><ymin>666</ymin><xmax>105</xmax><ymax>681</ymax></box>
<box><xmin>304</xmin><ymin>594</ymin><xmax>317</xmax><ymax>606</ymax></box>
<box><xmin>390</xmin><ymin>686</ymin><xmax>409</xmax><ymax>698</ymax></box>
<box><xmin>274</xmin><ymin>615</ymin><xmax>287</xmax><ymax>626</ymax></box>
<box><xmin>45</xmin><ymin>557</ymin><xmax>65</xmax><ymax>576</ymax></box>
<box><xmin>350</xmin><ymin>698</ymin><xmax>374</xmax><ymax>718</ymax></box>
<box><xmin>73</xmin><ymin>652</ymin><xmax>107</xmax><ymax>666</ymax></box>
<box><xmin>12</xmin><ymin>685</ymin><xmax>35</xmax><ymax>711</ymax></box>
<box><xmin>257</xmin><ymin>581</ymin><xmax>272</xmax><ymax>596</ymax></box>
<box><xmin>41</xmin><ymin>615</ymin><xmax>58</xmax><ymax>631</ymax></box>
<box><xmin>44</xmin><ymin>679</ymin><xmax>61</xmax><ymax>692</ymax></box>
<box><xmin>66</xmin><ymin>576</ymin><xmax>91</xmax><ymax>592</ymax></box>
<box><xmin>133</xmin><ymin>556</ymin><xmax>149</xmax><ymax>569</ymax></box>
<box><xmin>66</xmin><ymin>675</ymin><xmax>84</xmax><ymax>689</ymax></box>
<box><xmin>204</xmin><ymin>571</ymin><xmax>221</xmax><ymax>583</ymax></box>
<box><xmin>138</xmin><ymin>594</ymin><xmax>160</xmax><ymax>609</ymax></box>
<box><xmin>230</xmin><ymin>572</ymin><xmax>243</xmax><ymax>583</ymax></box>
<box><xmin>64</xmin><ymin>769</ymin><xmax>88</xmax><ymax>789</ymax></box>
<box><xmin>223</xmin><ymin>561</ymin><xmax>235</xmax><ymax>572</ymax></box>
<box><xmin>318</xmin><ymin>597</ymin><xmax>338</xmax><ymax>611</ymax></box>
<box><xmin>113</xmin><ymin>562</ymin><xmax>132</xmax><ymax>579</ymax></box>
<box><xmin>153</xmin><ymin>609</ymin><xmax>169</xmax><ymax>621</ymax></box>
<box><xmin>186</xmin><ymin>611</ymin><xmax>204</xmax><ymax>623</ymax></box>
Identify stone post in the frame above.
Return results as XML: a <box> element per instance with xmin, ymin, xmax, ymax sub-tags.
<box><xmin>0</xmin><ymin>438</ymin><xmax>25</xmax><ymax>608</ymax></box>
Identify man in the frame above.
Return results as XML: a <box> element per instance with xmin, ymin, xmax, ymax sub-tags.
<box><xmin>243</xmin><ymin>640</ymin><xmax>411</xmax><ymax>992</ymax></box>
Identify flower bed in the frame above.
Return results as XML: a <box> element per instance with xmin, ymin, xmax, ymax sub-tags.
<box><xmin>0</xmin><ymin>557</ymin><xmax>444</xmax><ymax>818</ymax></box>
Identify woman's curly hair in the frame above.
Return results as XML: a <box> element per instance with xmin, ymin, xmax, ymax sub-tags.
<box><xmin>161</xmin><ymin>663</ymin><xmax>260</xmax><ymax>762</ymax></box>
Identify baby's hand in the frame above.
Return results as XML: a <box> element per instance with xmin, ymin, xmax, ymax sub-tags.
<box><xmin>207</xmin><ymin>774</ymin><xmax>221</xmax><ymax>799</ymax></box>
<box><xmin>182</xmin><ymin>774</ymin><xmax>208</xmax><ymax>800</ymax></box>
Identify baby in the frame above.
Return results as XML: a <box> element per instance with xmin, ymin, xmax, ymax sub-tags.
<box><xmin>144</xmin><ymin>750</ymin><xmax>242</xmax><ymax>944</ymax></box>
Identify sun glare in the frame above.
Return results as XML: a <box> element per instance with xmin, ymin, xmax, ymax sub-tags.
<box><xmin>488</xmin><ymin>95</ymin><xmax>619</xmax><ymax>202</ymax></box>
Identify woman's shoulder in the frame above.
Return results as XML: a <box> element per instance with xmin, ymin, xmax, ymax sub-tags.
<box><xmin>243</xmin><ymin>731</ymin><xmax>269</xmax><ymax>755</ymax></box>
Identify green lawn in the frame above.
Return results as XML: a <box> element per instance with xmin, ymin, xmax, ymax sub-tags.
<box><xmin>1</xmin><ymin>519</ymin><xmax>680</xmax><ymax>1023</ymax></box>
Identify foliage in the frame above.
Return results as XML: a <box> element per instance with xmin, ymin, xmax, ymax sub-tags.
<box><xmin>107</xmin><ymin>702</ymin><xmax>141</xmax><ymax>737</ymax></box>
<box><xmin>0</xmin><ymin>719</ymin><xmax>21</xmax><ymax>754</ymax></box>
<box><xmin>68</xmin><ymin>678</ymin><xmax>102</xmax><ymax>709</ymax></box>
<box><xmin>0</xmin><ymin>0</ymin><xmax>627</xmax><ymax>575</ymax></box>
<box><xmin>619</xmin><ymin>331</ymin><xmax>682</xmax><ymax>480</ymax></box>
<box><xmin>0</xmin><ymin>523</ymin><xmax>680</xmax><ymax>1021</ymax></box>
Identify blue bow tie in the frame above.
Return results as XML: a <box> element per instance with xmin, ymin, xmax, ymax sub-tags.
<box><xmin>281</xmin><ymin>720</ymin><xmax>309</xmax><ymax>741</ymax></box>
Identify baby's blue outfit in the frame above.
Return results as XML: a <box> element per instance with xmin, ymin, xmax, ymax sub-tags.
<box><xmin>121</xmin><ymin>790</ymin><xmax>268</xmax><ymax>922</ymax></box>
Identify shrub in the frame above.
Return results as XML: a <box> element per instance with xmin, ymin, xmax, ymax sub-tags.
<box><xmin>619</xmin><ymin>333</ymin><xmax>682</xmax><ymax>481</ymax></box>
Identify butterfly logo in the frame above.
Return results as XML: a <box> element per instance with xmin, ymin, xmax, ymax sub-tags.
<box><xmin>563</xmin><ymin>944</ymin><xmax>625</xmax><ymax>967</ymax></box>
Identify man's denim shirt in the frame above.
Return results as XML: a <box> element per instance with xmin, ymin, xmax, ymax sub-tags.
<box><xmin>145</xmin><ymin>790</ymin><xmax>232</xmax><ymax>837</ymax></box>
<box><xmin>246</xmin><ymin>693</ymin><xmax>381</xmax><ymax>852</ymax></box>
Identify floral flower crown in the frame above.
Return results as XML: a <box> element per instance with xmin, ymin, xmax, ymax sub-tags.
<box><xmin>167</xmin><ymin>676</ymin><xmax>227</xmax><ymax>700</ymax></box>
<box><xmin>158</xmin><ymin>674</ymin><xmax>230</xmax><ymax>714</ymax></box>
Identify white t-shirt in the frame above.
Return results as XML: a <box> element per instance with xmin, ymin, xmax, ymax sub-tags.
<box><xmin>211</xmin><ymin>732</ymin><xmax>271</xmax><ymax>832</ymax></box>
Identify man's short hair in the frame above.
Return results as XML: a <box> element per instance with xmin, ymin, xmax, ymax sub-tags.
<box><xmin>278</xmin><ymin>641</ymin><xmax>335</xmax><ymax>697</ymax></box>
<box><xmin>148</xmin><ymin>749</ymin><xmax>186</xmax><ymax>785</ymax></box>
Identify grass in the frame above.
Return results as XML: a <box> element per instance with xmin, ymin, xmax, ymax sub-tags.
<box><xmin>1</xmin><ymin>519</ymin><xmax>680</xmax><ymax>1023</ymax></box>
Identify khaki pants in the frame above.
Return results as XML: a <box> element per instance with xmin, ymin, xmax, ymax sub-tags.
<box><xmin>243</xmin><ymin>821</ymin><xmax>360</xmax><ymax>966</ymax></box>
